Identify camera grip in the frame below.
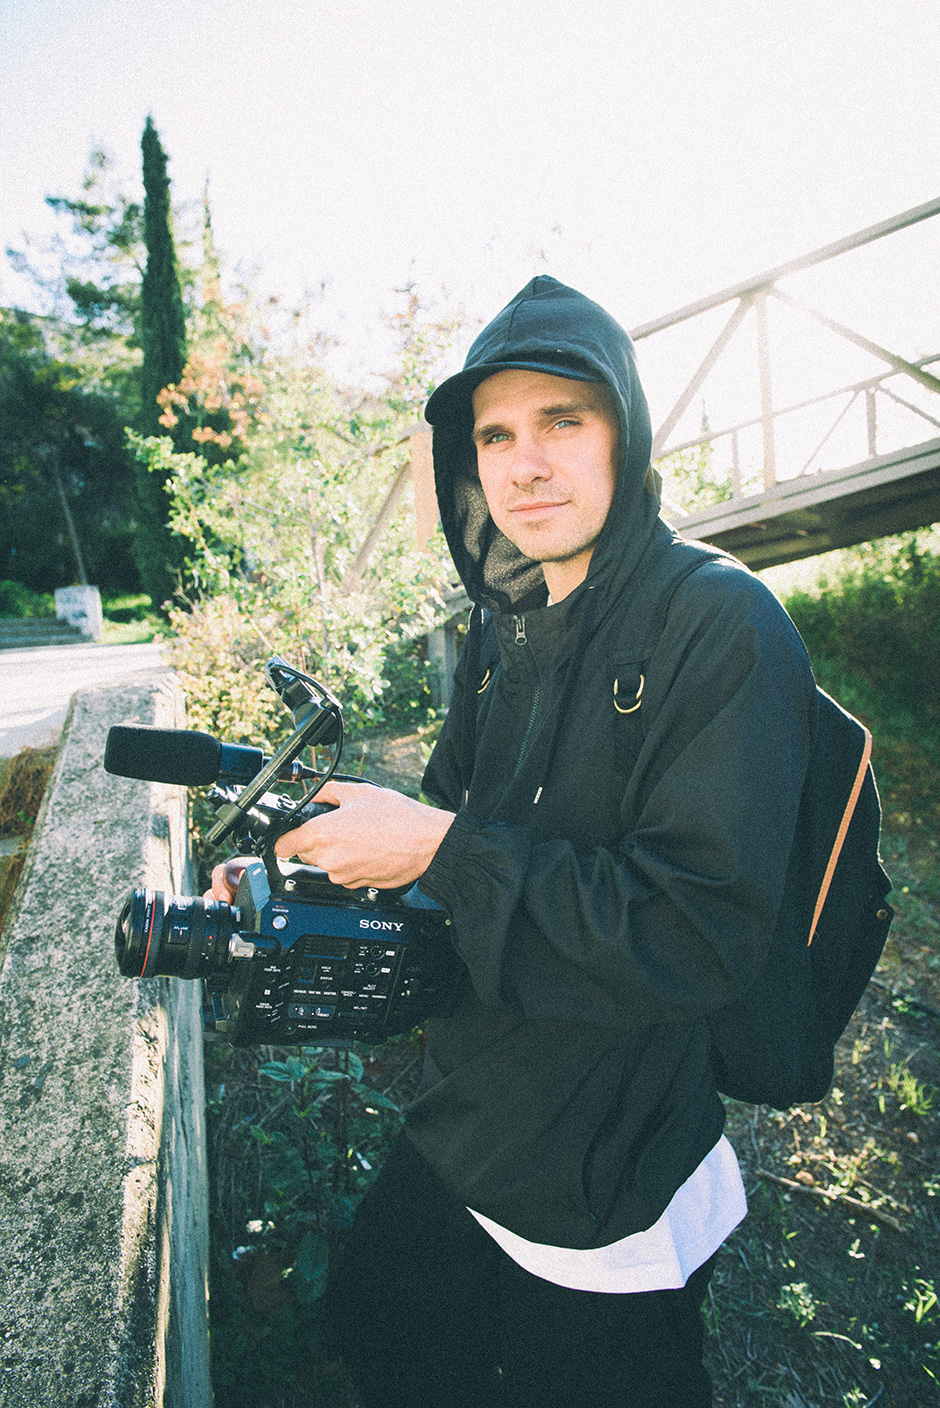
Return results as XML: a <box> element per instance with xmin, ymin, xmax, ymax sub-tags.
<box><xmin>295</xmin><ymin>800</ymin><xmax>338</xmax><ymax>823</ymax></box>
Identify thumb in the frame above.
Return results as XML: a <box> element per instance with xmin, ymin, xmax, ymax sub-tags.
<box><xmin>223</xmin><ymin>858</ymin><xmax>250</xmax><ymax>896</ymax></box>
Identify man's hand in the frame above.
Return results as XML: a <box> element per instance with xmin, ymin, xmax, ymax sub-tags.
<box><xmin>271</xmin><ymin>780</ymin><xmax>455</xmax><ymax>890</ymax></box>
<box><xmin>204</xmin><ymin>857</ymin><xmax>250</xmax><ymax>904</ymax></box>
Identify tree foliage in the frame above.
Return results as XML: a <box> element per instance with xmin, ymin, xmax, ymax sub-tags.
<box><xmin>657</xmin><ymin>414</ymin><xmax>734</xmax><ymax>518</ymax></box>
<box><xmin>0</xmin><ymin>310</ymin><xmax>140</xmax><ymax>591</ymax></box>
<box><xmin>6</xmin><ymin>146</ymin><xmax>145</xmax><ymax>414</ymax></box>
<box><xmin>133</xmin><ymin>116</ymin><xmax>191</xmax><ymax>607</ymax></box>
<box><xmin>140</xmin><ymin>115</ymin><xmax>188</xmax><ymax>434</ymax></box>
<box><xmin>5</xmin><ymin>130</ymin><xmax>205</xmax><ymax>603</ymax></box>
<box><xmin>133</xmin><ymin>288</ymin><xmax>460</xmax><ymax>740</ymax></box>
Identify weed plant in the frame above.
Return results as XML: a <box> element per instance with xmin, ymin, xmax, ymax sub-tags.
<box><xmin>206</xmin><ymin>1035</ymin><xmax>423</xmax><ymax>1408</ymax></box>
<box><xmin>708</xmin><ymin>981</ymin><xmax>940</xmax><ymax>1406</ymax></box>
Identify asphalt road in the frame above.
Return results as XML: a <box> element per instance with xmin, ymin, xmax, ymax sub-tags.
<box><xmin>0</xmin><ymin>640</ymin><xmax>168</xmax><ymax>757</ymax></box>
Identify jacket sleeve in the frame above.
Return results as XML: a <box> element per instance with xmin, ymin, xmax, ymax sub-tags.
<box><xmin>417</xmin><ymin>568</ymin><xmax>817</xmax><ymax>1030</ymax></box>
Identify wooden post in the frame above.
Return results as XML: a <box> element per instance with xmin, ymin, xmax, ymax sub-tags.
<box><xmin>866</xmin><ymin>389</ymin><xmax>878</xmax><ymax>459</ymax></box>
<box><xmin>409</xmin><ymin>424</ymin><xmax>439</xmax><ymax>546</ymax></box>
<box><xmin>754</xmin><ymin>290</ymin><xmax>777</xmax><ymax>491</ymax></box>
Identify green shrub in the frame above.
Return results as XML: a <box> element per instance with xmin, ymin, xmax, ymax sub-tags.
<box><xmin>781</xmin><ymin>531</ymin><xmax>940</xmax><ymax>839</ymax></box>
<box><xmin>102</xmin><ymin>592</ymin><xmax>155</xmax><ymax>624</ymax></box>
<box><xmin>784</xmin><ymin>534</ymin><xmax>940</xmax><ymax>724</ymax></box>
<box><xmin>0</xmin><ymin>580</ymin><xmax>54</xmax><ymax>618</ymax></box>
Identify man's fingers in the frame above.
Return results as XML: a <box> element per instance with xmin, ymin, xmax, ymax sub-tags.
<box><xmin>203</xmin><ymin>858</ymin><xmax>250</xmax><ymax>903</ymax></box>
<box><xmin>273</xmin><ymin>816</ymin><xmax>320</xmax><ymax>862</ymax></box>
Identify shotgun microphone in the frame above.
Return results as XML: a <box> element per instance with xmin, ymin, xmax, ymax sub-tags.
<box><xmin>103</xmin><ymin>726</ymin><xmax>319</xmax><ymax>788</ymax></box>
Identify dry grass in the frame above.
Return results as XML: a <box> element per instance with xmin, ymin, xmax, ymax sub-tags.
<box><xmin>0</xmin><ymin>745</ymin><xmax>56</xmax><ymax>940</ymax></box>
<box><xmin>0</xmin><ymin>745</ymin><xmax>56</xmax><ymax>838</ymax></box>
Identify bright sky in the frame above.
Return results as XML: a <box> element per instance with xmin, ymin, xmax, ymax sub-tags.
<box><xmin>2</xmin><ymin>0</ymin><xmax>939</xmax><ymax>424</ymax></box>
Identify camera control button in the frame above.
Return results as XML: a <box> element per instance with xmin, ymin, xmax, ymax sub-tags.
<box><xmin>271</xmin><ymin>914</ymin><xmax>289</xmax><ymax>931</ymax></box>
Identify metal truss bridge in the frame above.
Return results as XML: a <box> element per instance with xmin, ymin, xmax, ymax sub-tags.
<box><xmin>632</xmin><ymin>196</ymin><xmax>940</xmax><ymax>569</ymax></box>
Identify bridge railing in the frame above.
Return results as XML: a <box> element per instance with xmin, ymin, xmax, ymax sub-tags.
<box><xmin>655</xmin><ymin>351</ymin><xmax>940</xmax><ymax>515</ymax></box>
<box><xmin>632</xmin><ymin>197</ymin><xmax>940</xmax><ymax>514</ymax></box>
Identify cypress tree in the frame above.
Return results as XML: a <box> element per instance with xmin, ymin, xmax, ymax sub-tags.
<box><xmin>135</xmin><ymin>115</ymin><xmax>188</xmax><ymax>607</ymax></box>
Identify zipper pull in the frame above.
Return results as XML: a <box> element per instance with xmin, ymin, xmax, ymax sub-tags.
<box><xmin>514</xmin><ymin>615</ymin><xmax>527</xmax><ymax>644</ymax></box>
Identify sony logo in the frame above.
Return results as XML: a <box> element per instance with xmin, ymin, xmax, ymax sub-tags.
<box><xmin>359</xmin><ymin>919</ymin><xmax>405</xmax><ymax>932</ymax></box>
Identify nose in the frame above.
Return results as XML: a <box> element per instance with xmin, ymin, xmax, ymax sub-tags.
<box><xmin>509</xmin><ymin>432</ymin><xmax>551</xmax><ymax>485</ymax></box>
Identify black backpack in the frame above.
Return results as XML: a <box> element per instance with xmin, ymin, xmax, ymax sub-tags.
<box><xmin>621</xmin><ymin>539</ymin><xmax>894</xmax><ymax>1109</ymax></box>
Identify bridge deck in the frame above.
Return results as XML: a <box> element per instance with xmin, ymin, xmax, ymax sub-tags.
<box><xmin>676</xmin><ymin>436</ymin><xmax>940</xmax><ymax>569</ymax></box>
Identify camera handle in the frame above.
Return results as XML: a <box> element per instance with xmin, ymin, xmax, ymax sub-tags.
<box><xmin>257</xmin><ymin>793</ymin><xmax>400</xmax><ymax>901</ymax></box>
<box><xmin>206</xmin><ymin>658</ymin><xmax>343</xmax><ymax>850</ymax></box>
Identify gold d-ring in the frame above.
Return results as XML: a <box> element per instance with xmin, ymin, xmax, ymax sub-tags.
<box><xmin>614</xmin><ymin>674</ymin><xmax>644</xmax><ymax>714</ymax></box>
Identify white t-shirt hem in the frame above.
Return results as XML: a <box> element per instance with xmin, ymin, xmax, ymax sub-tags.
<box><xmin>468</xmin><ymin>1134</ymin><xmax>746</xmax><ymax>1294</ymax></box>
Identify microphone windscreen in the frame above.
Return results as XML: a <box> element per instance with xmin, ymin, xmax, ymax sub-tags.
<box><xmin>104</xmin><ymin>726</ymin><xmax>223</xmax><ymax>786</ymax></box>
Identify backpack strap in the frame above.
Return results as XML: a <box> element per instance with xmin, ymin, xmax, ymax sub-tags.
<box><xmin>808</xmin><ymin>719</ymin><xmax>872</xmax><ymax>947</ymax></box>
<box><xmin>613</xmin><ymin>533</ymin><xmax>741</xmax><ymax>675</ymax></box>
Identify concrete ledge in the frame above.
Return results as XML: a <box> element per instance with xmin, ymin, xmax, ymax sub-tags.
<box><xmin>0</xmin><ymin>676</ymin><xmax>211</xmax><ymax>1406</ymax></box>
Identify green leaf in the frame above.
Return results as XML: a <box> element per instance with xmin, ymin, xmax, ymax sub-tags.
<box><xmin>308</xmin><ymin>1070</ymin><xmax>349</xmax><ymax>1087</ymax></box>
<box><xmin>358</xmin><ymin>1090</ymin><xmax>400</xmax><ymax>1112</ymax></box>
<box><xmin>258</xmin><ymin>1057</ymin><xmax>308</xmax><ymax>1084</ymax></box>
<box><xmin>293</xmin><ymin>1231</ymin><xmax>330</xmax><ymax>1301</ymax></box>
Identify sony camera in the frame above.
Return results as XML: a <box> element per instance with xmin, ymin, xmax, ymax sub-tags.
<box><xmin>105</xmin><ymin>658</ymin><xmax>460</xmax><ymax>1047</ymax></box>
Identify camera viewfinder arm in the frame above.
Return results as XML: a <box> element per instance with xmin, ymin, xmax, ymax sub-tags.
<box><xmin>206</xmin><ymin>659</ymin><xmax>343</xmax><ymax>848</ymax></box>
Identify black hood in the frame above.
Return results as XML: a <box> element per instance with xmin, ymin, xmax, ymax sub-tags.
<box><xmin>425</xmin><ymin>276</ymin><xmax>660</xmax><ymax>614</ymax></box>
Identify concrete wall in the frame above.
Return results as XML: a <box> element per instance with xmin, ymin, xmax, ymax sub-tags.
<box><xmin>55</xmin><ymin>585</ymin><xmax>104</xmax><ymax>642</ymax></box>
<box><xmin>0</xmin><ymin>676</ymin><xmax>212</xmax><ymax>1406</ymax></box>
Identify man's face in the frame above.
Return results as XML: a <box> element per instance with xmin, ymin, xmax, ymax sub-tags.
<box><xmin>471</xmin><ymin>368</ymin><xmax>619</xmax><ymax>601</ymax></box>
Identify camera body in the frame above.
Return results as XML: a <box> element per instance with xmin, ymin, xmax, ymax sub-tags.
<box><xmin>108</xmin><ymin>658</ymin><xmax>462</xmax><ymax>1047</ymax></box>
<box><xmin>118</xmin><ymin>860</ymin><xmax>457</xmax><ymax>1047</ymax></box>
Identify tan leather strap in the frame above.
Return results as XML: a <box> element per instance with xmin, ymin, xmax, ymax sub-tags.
<box><xmin>807</xmin><ymin>725</ymin><xmax>872</xmax><ymax>946</ymax></box>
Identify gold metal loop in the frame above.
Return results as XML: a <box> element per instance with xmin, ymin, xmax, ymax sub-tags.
<box><xmin>613</xmin><ymin>674</ymin><xmax>644</xmax><ymax>715</ymax></box>
<box><xmin>477</xmin><ymin>668</ymin><xmax>492</xmax><ymax>695</ymax></box>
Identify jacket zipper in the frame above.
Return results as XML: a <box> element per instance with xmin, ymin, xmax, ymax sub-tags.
<box><xmin>505</xmin><ymin>615</ymin><xmax>541</xmax><ymax>796</ymax></box>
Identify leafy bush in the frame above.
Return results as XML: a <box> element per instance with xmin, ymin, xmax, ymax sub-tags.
<box><xmin>784</xmin><ymin>533</ymin><xmax>940</xmax><ymax>724</ymax></box>
<box><xmin>141</xmin><ymin>289</ymin><xmax>459</xmax><ymax>755</ymax></box>
<box><xmin>781</xmin><ymin>532</ymin><xmax>940</xmax><ymax>840</ymax></box>
<box><xmin>206</xmin><ymin>1036</ymin><xmax>423</xmax><ymax>1407</ymax></box>
<box><xmin>0</xmin><ymin>580</ymin><xmax>54</xmax><ymax>618</ymax></box>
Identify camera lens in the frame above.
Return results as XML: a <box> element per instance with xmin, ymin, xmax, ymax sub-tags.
<box><xmin>115</xmin><ymin>888</ymin><xmax>237</xmax><ymax>980</ymax></box>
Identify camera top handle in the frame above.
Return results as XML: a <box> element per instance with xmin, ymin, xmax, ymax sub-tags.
<box><xmin>205</xmin><ymin>657</ymin><xmax>343</xmax><ymax>850</ymax></box>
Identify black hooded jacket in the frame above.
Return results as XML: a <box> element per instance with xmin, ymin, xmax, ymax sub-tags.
<box><xmin>407</xmin><ymin>277</ymin><xmax>816</xmax><ymax>1249</ymax></box>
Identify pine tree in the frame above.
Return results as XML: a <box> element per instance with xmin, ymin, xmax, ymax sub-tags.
<box><xmin>135</xmin><ymin>115</ymin><xmax>188</xmax><ymax>607</ymax></box>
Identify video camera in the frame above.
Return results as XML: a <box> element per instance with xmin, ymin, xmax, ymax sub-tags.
<box><xmin>104</xmin><ymin>658</ymin><xmax>460</xmax><ymax>1047</ymax></box>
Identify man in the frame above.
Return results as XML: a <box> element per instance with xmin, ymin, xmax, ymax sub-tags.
<box><xmin>211</xmin><ymin>277</ymin><xmax>816</xmax><ymax>1405</ymax></box>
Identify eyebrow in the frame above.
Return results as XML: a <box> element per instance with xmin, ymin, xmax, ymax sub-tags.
<box><xmin>472</xmin><ymin>400</ymin><xmax>600</xmax><ymax>445</ymax></box>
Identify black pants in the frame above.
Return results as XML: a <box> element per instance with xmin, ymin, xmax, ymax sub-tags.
<box><xmin>325</xmin><ymin>1134</ymin><xmax>716</xmax><ymax>1408</ymax></box>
